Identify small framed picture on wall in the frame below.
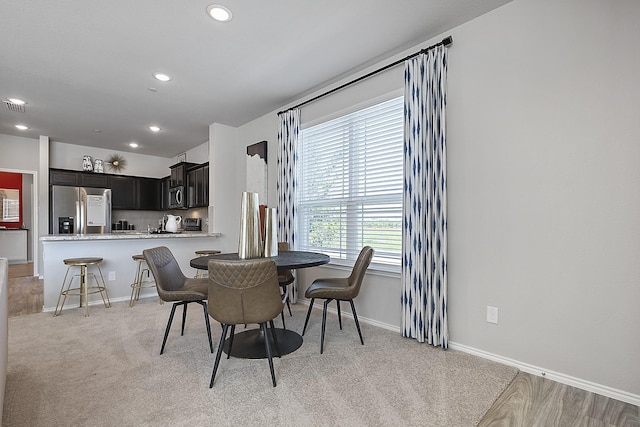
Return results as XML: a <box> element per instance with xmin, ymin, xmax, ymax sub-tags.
<box><xmin>177</xmin><ymin>152</ymin><xmax>187</xmax><ymax>163</ymax></box>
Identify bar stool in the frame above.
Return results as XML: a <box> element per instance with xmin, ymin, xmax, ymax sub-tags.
<box><xmin>130</xmin><ymin>254</ymin><xmax>156</xmax><ymax>307</ymax></box>
<box><xmin>54</xmin><ymin>257</ymin><xmax>111</xmax><ymax>317</ymax></box>
<box><xmin>194</xmin><ymin>249</ymin><xmax>221</xmax><ymax>278</ymax></box>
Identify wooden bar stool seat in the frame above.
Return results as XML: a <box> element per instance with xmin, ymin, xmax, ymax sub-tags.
<box><xmin>130</xmin><ymin>254</ymin><xmax>156</xmax><ymax>307</ymax></box>
<box><xmin>54</xmin><ymin>257</ymin><xmax>111</xmax><ymax>317</ymax></box>
<box><xmin>194</xmin><ymin>250</ymin><xmax>221</xmax><ymax>277</ymax></box>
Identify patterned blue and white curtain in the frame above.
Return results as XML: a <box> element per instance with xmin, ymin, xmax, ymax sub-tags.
<box><xmin>401</xmin><ymin>45</ymin><xmax>448</xmax><ymax>348</ymax></box>
<box><xmin>277</xmin><ymin>109</ymin><xmax>300</xmax><ymax>302</ymax></box>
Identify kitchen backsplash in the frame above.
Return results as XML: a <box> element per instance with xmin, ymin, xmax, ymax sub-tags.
<box><xmin>112</xmin><ymin>207</ymin><xmax>208</xmax><ymax>232</ymax></box>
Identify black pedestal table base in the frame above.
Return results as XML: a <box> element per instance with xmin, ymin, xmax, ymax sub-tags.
<box><xmin>224</xmin><ymin>328</ymin><xmax>303</xmax><ymax>359</ymax></box>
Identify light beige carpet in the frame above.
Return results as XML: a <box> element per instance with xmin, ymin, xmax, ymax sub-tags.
<box><xmin>3</xmin><ymin>298</ymin><xmax>517</xmax><ymax>426</ymax></box>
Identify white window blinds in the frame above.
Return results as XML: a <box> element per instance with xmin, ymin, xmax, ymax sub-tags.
<box><xmin>297</xmin><ymin>96</ymin><xmax>403</xmax><ymax>266</ymax></box>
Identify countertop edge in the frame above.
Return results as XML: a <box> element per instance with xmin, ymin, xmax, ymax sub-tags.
<box><xmin>41</xmin><ymin>232</ymin><xmax>222</xmax><ymax>242</ymax></box>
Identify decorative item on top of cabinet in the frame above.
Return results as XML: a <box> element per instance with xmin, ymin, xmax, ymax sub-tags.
<box><xmin>82</xmin><ymin>155</ymin><xmax>93</xmax><ymax>172</ymax></box>
<box><xmin>106</xmin><ymin>154</ymin><xmax>127</xmax><ymax>173</ymax></box>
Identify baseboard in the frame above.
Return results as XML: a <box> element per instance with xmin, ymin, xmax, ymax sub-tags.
<box><xmin>448</xmin><ymin>342</ymin><xmax>640</xmax><ymax>407</ymax></box>
<box><xmin>300</xmin><ymin>299</ymin><xmax>400</xmax><ymax>333</ymax></box>
<box><xmin>42</xmin><ymin>294</ymin><xmax>155</xmax><ymax>313</ymax></box>
<box><xmin>301</xmin><ymin>301</ymin><xmax>639</xmax><ymax>406</ymax></box>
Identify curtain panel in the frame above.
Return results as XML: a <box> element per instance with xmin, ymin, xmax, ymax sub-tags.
<box><xmin>401</xmin><ymin>45</ymin><xmax>449</xmax><ymax>348</ymax></box>
<box><xmin>277</xmin><ymin>109</ymin><xmax>300</xmax><ymax>302</ymax></box>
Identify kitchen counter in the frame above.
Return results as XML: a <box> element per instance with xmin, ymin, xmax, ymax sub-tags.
<box><xmin>0</xmin><ymin>229</ymin><xmax>28</xmax><ymax>263</ymax></box>
<box><xmin>41</xmin><ymin>231</ymin><xmax>221</xmax><ymax>241</ymax></box>
<box><xmin>40</xmin><ymin>231</ymin><xmax>222</xmax><ymax>311</ymax></box>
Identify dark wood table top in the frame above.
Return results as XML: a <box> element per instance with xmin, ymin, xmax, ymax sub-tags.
<box><xmin>190</xmin><ymin>250</ymin><xmax>330</xmax><ymax>270</ymax></box>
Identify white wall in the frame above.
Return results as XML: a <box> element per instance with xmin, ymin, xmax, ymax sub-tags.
<box><xmin>184</xmin><ymin>141</ymin><xmax>209</xmax><ymax>165</ymax></box>
<box><xmin>50</xmin><ymin>141</ymin><xmax>171</xmax><ymax>178</ymax></box>
<box><xmin>228</xmin><ymin>0</ymin><xmax>640</xmax><ymax>401</ymax></box>
<box><xmin>0</xmin><ymin>134</ymin><xmax>40</xmax><ymax>170</ymax></box>
<box><xmin>446</xmin><ymin>0</ymin><xmax>640</xmax><ymax>399</ymax></box>
<box><xmin>208</xmin><ymin>123</ymin><xmax>243</xmax><ymax>252</ymax></box>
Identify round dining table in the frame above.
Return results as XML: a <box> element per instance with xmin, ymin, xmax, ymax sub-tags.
<box><xmin>190</xmin><ymin>250</ymin><xmax>330</xmax><ymax>359</ymax></box>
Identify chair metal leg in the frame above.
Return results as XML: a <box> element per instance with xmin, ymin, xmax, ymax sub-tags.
<box><xmin>302</xmin><ymin>298</ymin><xmax>315</xmax><ymax>336</ymax></box>
<box><xmin>181</xmin><ymin>302</ymin><xmax>188</xmax><ymax>336</ymax></box>
<box><xmin>349</xmin><ymin>299</ymin><xmax>364</xmax><ymax>345</ymax></box>
<box><xmin>280</xmin><ymin>309</ymin><xmax>286</xmax><ymax>330</ymax></box>
<box><xmin>269</xmin><ymin>319</ymin><xmax>281</xmax><ymax>358</ymax></box>
<box><xmin>261</xmin><ymin>323</ymin><xmax>277</xmax><ymax>387</ymax></box>
<box><xmin>321</xmin><ymin>299</ymin><xmax>330</xmax><ymax>354</ymax></box>
<box><xmin>336</xmin><ymin>300</ymin><xmax>342</xmax><ymax>330</ymax></box>
<box><xmin>210</xmin><ymin>324</ymin><xmax>229</xmax><ymax>388</ymax></box>
<box><xmin>199</xmin><ymin>301</ymin><xmax>214</xmax><ymax>353</ymax></box>
<box><xmin>226</xmin><ymin>325</ymin><xmax>236</xmax><ymax>359</ymax></box>
<box><xmin>161</xmin><ymin>303</ymin><xmax>179</xmax><ymax>355</ymax></box>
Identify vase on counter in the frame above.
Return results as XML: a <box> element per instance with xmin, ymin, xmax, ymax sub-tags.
<box><xmin>238</xmin><ymin>192</ymin><xmax>261</xmax><ymax>259</ymax></box>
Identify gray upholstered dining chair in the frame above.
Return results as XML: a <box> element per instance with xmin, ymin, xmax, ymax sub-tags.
<box><xmin>277</xmin><ymin>242</ymin><xmax>294</xmax><ymax>327</ymax></box>
<box><xmin>207</xmin><ymin>257</ymin><xmax>285</xmax><ymax>387</ymax></box>
<box><xmin>143</xmin><ymin>246</ymin><xmax>214</xmax><ymax>355</ymax></box>
<box><xmin>301</xmin><ymin>246</ymin><xmax>374</xmax><ymax>354</ymax></box>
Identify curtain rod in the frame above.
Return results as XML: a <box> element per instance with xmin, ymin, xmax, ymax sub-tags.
<box><xmin>277</xmin><ymin>36</ymin><xmax>452</xmax><ymax>116</ymax></box>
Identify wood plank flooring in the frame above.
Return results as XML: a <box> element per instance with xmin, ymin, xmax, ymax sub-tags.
<box><xmin>7</xmin><ymin>262</ymin><xmax>43</xmax><ymax>317</ymax></box>
<box><xmin>479</xmin><ymin>372</ymin><xmax>640</xmax><ymax>427</ymax></box>
<box><xmin>5</xmin><ymin>263</ymin><xmax>639</xmax><ymax>426</ymax></box>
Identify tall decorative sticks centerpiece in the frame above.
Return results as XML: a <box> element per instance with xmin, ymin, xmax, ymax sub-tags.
<box><xmin>238</xmin><ymin>192</ymin><xmax>262</xmax><ymax>259</ymax></box>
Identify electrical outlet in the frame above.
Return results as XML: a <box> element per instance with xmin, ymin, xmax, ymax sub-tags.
<box><xmin>108</xmin><ymin>271</ymin><xmax>116</xmax><ymax>281</ymax></box>
<box><xmin>486</xmin><ymin>306</ymin><xmax>499</xmax><ymax>324</ymax></box>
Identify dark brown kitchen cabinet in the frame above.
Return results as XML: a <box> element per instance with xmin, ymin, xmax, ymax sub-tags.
<box><xmin>50</xmin><ymin>168</ymin><xmax>164</xmax><ymax>211</ymax></box>
<box><xmin>161</xmin><ymin>176</ymin><xmax>170</xmax><ymax>210</ymax></box>
<box><xmin>136</xmin><ymin>177</ymin><xmax>161</xmax><ymax>210</ymax></box>
<box><xmin>108</xmin><ymin>175</ymin><xmax>136</xmax><ymax>209</ymax></box>
<box><xmin>169</xmin><ymin>162</ymin><xmax>196</xmax><ymax>188</ymax></box>
<box><xmin>49</xmin><ymin>169</ymin><xmax>79</xmax><ymax>186</ymax></box>
<box><xmin>187</xmin><ymin>162</ymin><xmax>209</xmax><ymax>207</ymax></box>
<box><xmin>79</xmin><ymin>172</ymin><xmax>109</xmax><ymax>188</ymax></box>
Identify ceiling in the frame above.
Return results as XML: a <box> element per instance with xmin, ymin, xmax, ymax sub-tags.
<box><xmin>0</xmin><ymin>0</ymin><xmax>511</xmax><ymax>158</ymax></box>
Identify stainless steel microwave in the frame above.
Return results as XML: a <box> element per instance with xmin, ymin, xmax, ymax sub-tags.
<box><xmin>168</xmin><ymin>186</ymin><xmax>187</xmax><ymax>209</ymax></box>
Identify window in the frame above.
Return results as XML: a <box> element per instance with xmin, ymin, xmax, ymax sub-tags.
<box><xmin>297</xmin><ymin>96</ymin><xmax>403</xmax><ymax>267</ymax></box>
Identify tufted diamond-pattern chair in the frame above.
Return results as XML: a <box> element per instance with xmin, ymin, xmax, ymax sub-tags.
<box><xmin>207</xmin><ymin>257</ymin><xmax>284</xmax><ymax>387</ymax></box>
<box><xmin>143</xmin><ymin>246</ymin><xmax>213</xmax><ymax>355</ymax></box>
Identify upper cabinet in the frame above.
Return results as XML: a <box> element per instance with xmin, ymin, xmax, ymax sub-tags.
<box><xmin>187</xmin><ymin>162</ymin><xmax>209</xmax><ymax>208</ymax></box>
<box><xmin>49</xmin><ymin>168</ymin><xmax>162</xmax><ymax>211</ymax></box>
<box><xmin>50</xmin><ymin>169</ymin><xmax>109</xmax><ymax>188</ymax></box>
<box><xmin>136</xmin><ymin>177</ymin><xmax>162</xmax><ymax>211</ymax></box>
<box><xmin>108</xmin><ymin>175</ymin><xmax>137</xmax><ymax>209</ymax></box>
<box><xmin>169</xmin><ymin>162</ymin><xmax>197</xmax><ymax>188</ymax></box>
<box><xmin>49</xmin><ymin>169</ymin><xmax>79</xmax><ymax>186</ymax></box>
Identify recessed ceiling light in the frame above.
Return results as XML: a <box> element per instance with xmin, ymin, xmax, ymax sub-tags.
<box><xmin>147</xmin><ymin>87</ymin><xmax>158</xmax><ymax>92</ymax></box>
<box><xmin>153</xmin><ymin>72</ymin><xmax>172</xmax><ymax>82</ymax></box>
<box><xmin>149</xmin><ymin>126</ymin><xmax>161</xmax><ymax>132</ymax></box>
<box><xmin>15</xmin><ymin>124</ymin><xmax>29</xmax><ymax>130</ymax></box>
<box><xmin>207</xmin><ymin>4</ymin><xmax>232</xmax><ymax>22</ymax></box>
<box><xmin>8</xmin><ymin>98</ymin><xmax>26</xmax><ymax>105</ymax></box>
<box><xmin>129</xmin><ymin>142</ymin><xmax>139</xmax><ymax>148</ymax></box>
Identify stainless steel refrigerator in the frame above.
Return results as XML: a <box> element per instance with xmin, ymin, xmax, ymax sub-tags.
<box><xmin>51</xmin><ymin>186</ymin><xmax>112</xmax><ymax>234</ymax></box>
